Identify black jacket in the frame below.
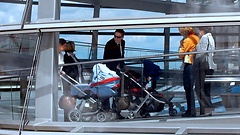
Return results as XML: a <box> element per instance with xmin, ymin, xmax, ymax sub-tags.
<box><xmin>103</xmin><ymin>38</ymin><xmax>125</xmax><ymax>71</ymax></box>
<box><xmin>62</xmin><ymin>52</ymin><xmax>79</xmax><ymax>80</ymax></box>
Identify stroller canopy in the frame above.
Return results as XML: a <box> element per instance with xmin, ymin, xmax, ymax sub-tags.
<box><xmin>91</xmin><ymin>63</ymin><xmax>120</xmax><ymax>88</ymax></box>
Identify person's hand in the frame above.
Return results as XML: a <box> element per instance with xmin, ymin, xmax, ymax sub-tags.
<box><xmin>180</xmin><ymin>39</ymin><xmax>184</xmax><ymax>46</ymax></box>
<box><xmin>123</xmin><ymin>65</ymin><xmax>128</xmax><ymax>72</ymax></box>
<box><xmin>60</xmin><ymin>71</ymin><xmax>66</xmax><ymax>75</ymax></box>
<box><xmin>116</xmin><ymin>64</ymin><xmax>121</xmax><ymax>70</ymax></box>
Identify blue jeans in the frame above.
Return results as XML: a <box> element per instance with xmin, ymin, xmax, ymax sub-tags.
<box><xmin>183</xmin><ymin>63</ymin><xmax>195</xmax><ymax>114</ymax></box>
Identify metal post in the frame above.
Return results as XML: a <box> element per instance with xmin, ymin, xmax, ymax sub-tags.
<box><xmin>35</xmin><ymin>0</ymin><xmax>60</xmax><ymax>122</ymax></box>
<box><xmin>91</xmin><ymin>2</ymin><xmax>100</xmax><ymax>60</ymax></box>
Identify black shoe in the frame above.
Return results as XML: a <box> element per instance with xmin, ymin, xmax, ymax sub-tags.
<box><xmin>181</xmin><ymin>113</ymin><xmax>196</xmax><ymax>117</ymax></box>
<box><xmin>117</xmin><ymin>114</ymin><xmax>125</xmax><ymax>119</ymax></box>
<box><xmin>140</xmin><ymin>110</ymin><xmax>150</xmax><ymax>118</ymax></box>
<box><xmin>199</xmin><ymin>112</ymin><xmax>212</xmax><ymax>117</ymax></box>
<box><xmin>141</xmin><ymin>112</ymin><xmax>150</xmax><ymax>118</ymax></box>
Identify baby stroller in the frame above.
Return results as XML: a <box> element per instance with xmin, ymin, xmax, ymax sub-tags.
<box><xmin>61</xmin><ymin>63</ymin><xmax>121</xmax><ymax>122</ymax></box>
<box><xmin>115</xmin><ymin>60</ymin><xmax>177</xmax><ymax>119</ymax></box>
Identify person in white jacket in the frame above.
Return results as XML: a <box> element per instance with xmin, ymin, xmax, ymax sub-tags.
<box><xmin>194</xmin><ymin>26</ymin><xmax>217</xmax><ymax>115</ymax></box>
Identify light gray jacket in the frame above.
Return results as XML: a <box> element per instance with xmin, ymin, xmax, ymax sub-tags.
<box><xmin>196</xmin><ymin>33</ymin><xmax>217</xmax><ymax>70</ymax></box>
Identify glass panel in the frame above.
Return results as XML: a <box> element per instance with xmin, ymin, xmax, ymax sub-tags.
<box><xmin>59</xmin><ymin>25</ymin><xmax>240</xmax><ymax>122</ymax></box>
<box><xmin>98</xmin><ymin>34</ymin><xmax>164</xmax><ymax>59</ymax></box>
<box><xmin>100</xmin><ymin>8</ymin><xmax>164</xmax><ymax>19</ymax></box>
<box><xmin>0</xmin><ymin>3</ymin><xmax>24</xmax><ymax>24</ymax></box>
<box><xmin>0</xmin><ymin>33</ymin><xmax>38</xmax><ymax>120</ymax></box>
<box><xmin>61</xmin><ymin>7</ymin><xmax>94</xmax><ymax>20</ymax></box>
<box><xmin>61</xmin><ymin>35</ymin><xmax>92</xmax><ymax>59</ymax></box>
<box><xmin>67</xmin><ymin>25</ymin><xmax>240</xmax><ymax>122</ymax></box>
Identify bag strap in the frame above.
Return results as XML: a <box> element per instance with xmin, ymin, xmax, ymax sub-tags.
<box><xmin>206</xmin><ymin>36</ymin><xmax>210</xmax><ymax>56</ymax></box>
<box><xmin>206</xmin><ymin>36</ymin><xmax>210</xmax><ymax>50</ymax></box>
<box><xmin>70</xmin><ymin>53</ymin><xmax>84</xmax><ymax>83</ymax></box>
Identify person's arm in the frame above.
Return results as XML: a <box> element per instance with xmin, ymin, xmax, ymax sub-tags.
<box><xmin>179</xmin><ymin>38</ymin><xmax>192</xmax><ymax>59</ymax></box>
<box><xmin>103</xmin><ymin>41</ymin><xmax>111</xmax><ymax>59</ymax></box>
<box><xmin>196</xmin><ymin>35</ymin><xmax>208</xmax><ymax>52</ymax></box>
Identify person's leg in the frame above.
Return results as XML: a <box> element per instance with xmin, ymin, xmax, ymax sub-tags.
<box><xmin>102</xmin><ymin>98</ymin><xmax>110</xmax><ymax>110</ymax></box>
<box><xmin>61</xmin><ymin>74</ymin><xmax>73</xmax><ymax>122</ymax></box>
<box><xmin>187</xmin><ymin>64</ymin><xmax>196</xmax><ymax>115</ymax></box>
<box><xmin>198</xmin><ymin>67</ymin><xmax>206</xmax><ymax>115</ymax></box>
<box><xmin>183</xmin><ymin>64</ymin><xmax>190</xmax><ymax>114</ymax></box>
<box><xmin>194</xmin><ymin>60</ymin><xmax>210</xmax><ymax>115</ymax></box>
<box><xmin>204</xmin><ymin>69</ymin><xmax>214</xmax><ymax>108</ymax></box>
<box><xmin>151</xmin><ymin>79</ymin><xmax>157</xmax><ymax>90</ymax></box>
<box><xmin>182</xmin><ymin>64</ymin><xmax>196</xmax><ymax>116</ymax></box>
<box><xmin>62</xmin><ymin>74</ymin><xmax>72</xmax><ymax>96</ymax></box>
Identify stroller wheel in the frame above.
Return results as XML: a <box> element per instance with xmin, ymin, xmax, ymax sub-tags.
<box><xmin>169</xmin><ymin>109</ymin><xmax>177</xmax><ymax>116</ymax></box>
<box><xmin>107</xmin><ymin>112</ymin><xmax>117</xmax><ymax>121</ymax></box>
<box><xmin>97</xmin><ymin>112</ymin><xmax>107</xmax><ymax>122</ymax></box>
<box><xmin>68</xmin><ymin>109</ymin><xmax>81</xmax><ymax>122</ymax></box>
<box><xmin>127</xmin><ymin>112</ymin><xmax>135</xmax><ymax>119</ymax></box>
<box><xmin>81</xmin><ymin>114</ymin><xmax>94</xmax><ymax>122</ymax></box>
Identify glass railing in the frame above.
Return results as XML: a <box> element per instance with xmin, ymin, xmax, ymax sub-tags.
<box><xmin>73</xmin><ymin>41</ymin><xmax>166</xmax><ymax>60</ymax></box>
<box><xmin>0</xmin><ymin>25</ymin><xmax>240</xmax><ymax>126</ymax></box>
<box><xmin>59</xmin><ymin>48</ymin><xmax>240</xmax><ymax>122</ymax></box>
<box><xmin>0</xmin><ymin>33</ymin><xmax>37</xmax><ymax>121</ymax></box>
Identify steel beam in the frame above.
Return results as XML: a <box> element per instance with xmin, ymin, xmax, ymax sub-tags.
<box><xmin>1</xmin><ymin>12</ymin><xmax>240</xmax><ymax>35</ymax></box>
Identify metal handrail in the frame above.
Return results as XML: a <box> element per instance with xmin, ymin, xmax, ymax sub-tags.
<box><xmin>18</xmin><ymin>30</ymin><xmax>42</xmax><ymax>135</ymax></box>
<box><xmin>0</xmin><ymin>68</ymin><xmax>31</xmax><ymax>74</ymax></box>
<box><xmin>59</xmin><ymin>47</ymin><xmax>240</xmax><ymax>67</ymax></box>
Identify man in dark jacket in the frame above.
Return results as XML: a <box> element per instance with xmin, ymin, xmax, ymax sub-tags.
<box><xmin>103</xmin><ymin>29</ymin><xmax>125</xmax><ymax>72</ymax></box>
<box><xmin>103</xmin><ymin>29</ymin><xmax>126</xmax><ymax>115</ymax></box>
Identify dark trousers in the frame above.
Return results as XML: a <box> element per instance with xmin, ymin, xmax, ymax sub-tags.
<box><xmin>193</xmin><ymin>64</ymin><xmax>214</xmax><ymax>114</ymax></box>
<box><xmin>204</xmin><ymin>69</ymin><xmax>214</xmax><ymax>107</ymax></box>
<box><xmin>183</xmin><ymin>63</ymin><xmax>196</xmax><ymax>114</ymax></box>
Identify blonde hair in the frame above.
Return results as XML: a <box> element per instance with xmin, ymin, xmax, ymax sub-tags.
<box><xmin>178</xmin><ymin>27</ymin><xmax>195</xmax><ymax>37</ymax></box>
<box><xmin>65</xmin><ymin>41</ymin><xmax>75</xmax><ymax>52</ymax></box>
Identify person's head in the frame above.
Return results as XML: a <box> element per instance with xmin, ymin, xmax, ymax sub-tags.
<box><xmin>178</xmin><ymin>27</ymin><xmax>186</xmax><ymax>38</ymax></box>
<box><xmin>178</xmin><ymin>27</ymin><xmax>195</xmax><ymax>38</ymax></box>
<box><xmin>114</xmin><ymin>29</ymin><xmax>125</xmax><ymax>44</ymax></box>
<box><xmin>59</xmin><ymin>38</ymin><xmax>66</xmax><ymax>52</ymax></box>
<box><xmin>198</xmin><ymin>26</ymin><xmax>212</xmax><ymax>38</ymax></box>
<box><xmin>65</xmin><ymin>41</ymin><xmax>76</xmax><ymax>52</ymax></box>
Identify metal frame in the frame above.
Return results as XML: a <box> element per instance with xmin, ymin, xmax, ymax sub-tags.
<box><xmin>1</xmin><ymin>1</ymin><xmax>240</xmax><ymax>135</ymax></box>
<box><xmin>1</xmin><ymin>12</ymin><xmax>240</xmax><ymax>34</ymax></box>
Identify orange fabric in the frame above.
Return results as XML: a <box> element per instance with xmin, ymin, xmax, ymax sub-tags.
<box><xmin>179</xmin><ymin>34</ymin><xmax>199</xmax><ymax>64</ymax></box>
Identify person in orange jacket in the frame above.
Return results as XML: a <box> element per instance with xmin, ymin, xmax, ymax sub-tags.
<box><xmin>178</xmin><ymin>27</ymin><xmax>199</xmax><ymax>117</ymax></box>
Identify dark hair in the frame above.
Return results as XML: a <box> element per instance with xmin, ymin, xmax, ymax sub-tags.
<box><xmin>115</xmin><ymin>29</ymin><xmax>125</xmax><ymax>36</ymax></box>
<box><xmin>65</xmin><ymin>41</ymin><xmax>75</xmax><ymax>52</ymax></box>
<box><xmin>198</xmin><ymin>27</ymin><xmax>212</xmax><ymax>33</ymax></box>
<box><xmin>59</xmin><ymin>38</ymin><xmax>66</xmax><ymax>45</ymax></box>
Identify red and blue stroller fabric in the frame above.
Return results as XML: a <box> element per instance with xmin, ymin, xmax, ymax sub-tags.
<box><xmin>71</xmin><ymin>63</ymin><xmax>120</xmax><ymax>98</ymax></box>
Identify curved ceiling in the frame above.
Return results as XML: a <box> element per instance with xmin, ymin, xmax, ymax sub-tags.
<box><xmin>66</xmin><ymin>0</ymin><xmax>240</xmax><ymax>14</ymax></box>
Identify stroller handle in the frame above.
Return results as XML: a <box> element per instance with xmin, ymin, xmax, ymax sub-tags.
<box><xmin>60</xmin><ymin>72</ymin><xmax>96</xmax><ymax>103</ymax></box>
